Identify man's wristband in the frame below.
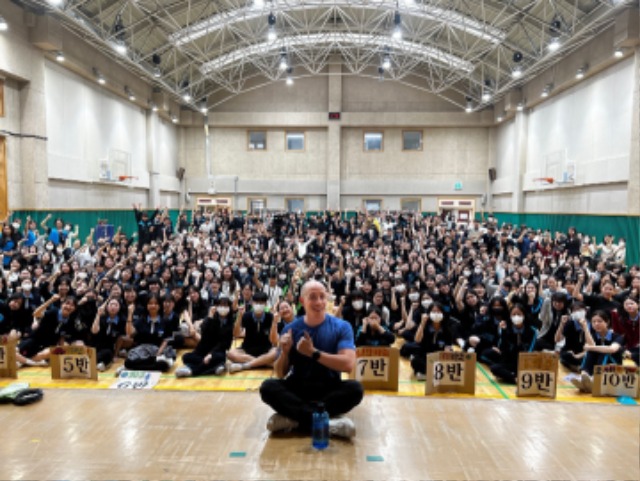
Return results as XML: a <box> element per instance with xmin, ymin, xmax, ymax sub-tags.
<box><xmin>311</xmin><ymin>349</ymin><xmax>322</xmax><ymax>362</ymax></box>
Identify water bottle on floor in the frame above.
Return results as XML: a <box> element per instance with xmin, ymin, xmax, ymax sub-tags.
<box><xmin>312</xmin><ymin>402</ymin><xmax>329</xmax><ymax>450</ymax></box>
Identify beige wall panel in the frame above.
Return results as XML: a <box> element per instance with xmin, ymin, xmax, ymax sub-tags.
<box><xmin>209</xmin><ymin>128</ymin><xmax>327</xmax><ymax>180</ymax></box>
<box><xmin>341</xmin><ymin>127</ymin><xmax>489</xmax><ymax>181</ymax></box>
<box><xmin>212</xmin><ymin>76</ymin><xmax>328</xmax><ymax>113</ymax></box>
<box><xmin>342</xmin><ymin>76</ymin><xmax>459</xmax><ymax>112</ymax></box>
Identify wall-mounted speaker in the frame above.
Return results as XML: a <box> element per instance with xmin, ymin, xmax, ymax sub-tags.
<box><xmin>488</xmin><ymin>168</ymin><xmax>497</xmax><ymax>181</ymax></box>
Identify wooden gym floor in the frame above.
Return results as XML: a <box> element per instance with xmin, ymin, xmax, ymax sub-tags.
<box><xmin>0</xmin><ymin>389</ymin><xmax>638</xmax><ymax>481</ymax></box>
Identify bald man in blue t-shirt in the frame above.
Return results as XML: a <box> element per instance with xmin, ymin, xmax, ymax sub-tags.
<box><xmin>260</xmin><ymin>280</ymin><xmax>364</xmax><ymax>439</ymax></box>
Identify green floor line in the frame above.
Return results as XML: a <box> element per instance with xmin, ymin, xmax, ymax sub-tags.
<box><xmin>476</xmin><ymin>363</ymin><xmax>510</xmax><ymax>400</ymax></box>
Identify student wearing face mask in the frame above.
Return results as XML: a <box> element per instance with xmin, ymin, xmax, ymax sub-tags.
<box><xmin>536</xmin><ymin>292</ymin><xmax>571</xmax><ymax>351</ymax></box>
<box><xmin>226</xmin><ymin>291</ymin><xmax>277</xmax><ymax>373</ymax></box>
<box><xmin>555</xmin><ymin>301</ymin><xmax>589</xmax><ymax>372</ymax></box>
<box><xmin>466</xmin><ymin>296</ymin><xmax>509</xmax><ymax>357</ymax></box>
<box><xmin>410</xmin><ymin>303</ymin><xmax>452</xmax><ymax>380</ymax></box>
<box><xmin>484</xmin><ymin>304</ymin><xmax>538</xmax><ymax>384</ymax></box>
<box><xmin>175</xmin><ymin>296</ymin><xmax>235</xmax><ymax>378</ymax></box>
<box><xmin>613</xmin><ymin>296</ymin><xmax>639</xmax><ymax>365</ymax></box>
<box><xmin>355</xmin><ymin>305</ymin><xmax>396</xmax><ymax>347</ymax></box>
<box><xmin>338</xmin><ymin>290</ymin><xmax>367</xmax><ymax>337</ymax></box>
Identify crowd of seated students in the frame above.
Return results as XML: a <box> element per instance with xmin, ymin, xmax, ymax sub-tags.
<box><xmin>0</xmin><ymin>207</ymin><xmax>636</xmax><ymax>393</ymax></box>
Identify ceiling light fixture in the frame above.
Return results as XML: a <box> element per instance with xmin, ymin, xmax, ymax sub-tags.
<box><xmin>382</xmin><ymin>54</ymin><xmax>391</xmax><ymax>70</ymax></box>
<box><xmin>575</xmin><ymin>67</ymin><xmax>585</xmax><ymax>79</ymax></box>
<box><xmin>0</xmin><ymin>16</ymin><xmax>8</xmax><ymax>31</ymax></box>
<box><xmin>392</xmin><ymin>11</ymin><xmax>402</xmax><ymax>40</ymax></box>
<box><xmin>614</xmin><ymin>47</ymin><xmax>624</xmax><ymax>58</ymax></box>
<box><xmin>516</xmin><ymin>102</ymin><xmax>524</xmax><ymax>112</ymax></box>
<box><xmin>465</xmin><ymin>97</ymin><xmax>473</xmax><ymax>113</ymax></box>
<box><xmin>541</xmin><ymin>84</ymin><xmax>553</xmax><ymax>98</ymax></box>
<box><xmin>93</xmin><ymin>68</ymin><xmax>106</xmax><ymax>85</ymax></box>
<box><xmin>548</xmin><ymin>37</ymin><xmax>561</xmax><ymax>52</ymax></box>
<box><xmin>125</xmin><ymin>86</ymin><xmax>135</xmax><ymax>101</ymax></box>
<box><xmin>55</xmin><ymin>51</ymin><xmax>65</xmax><ymax>62</ymax></box>
<box><xmin>512</xmin><ymin>66</ymin><xmax>522</xmax><ymax>79</ymax></box>
<box><xmin>267</xmin><ymin>12</ymin><xmax>277</xmax><ymax>41</ymax></box>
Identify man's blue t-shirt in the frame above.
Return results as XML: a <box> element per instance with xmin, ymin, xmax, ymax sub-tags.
<box><xmin>280</xmin><ymin>314</ymin><xmax>355</xmax><ymax>383</ymax></box>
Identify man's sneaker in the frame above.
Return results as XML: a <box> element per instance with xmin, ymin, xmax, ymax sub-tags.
<box><xmin>175</xmin><ymin>366</ymin><xmax>192</xmax><ymax>378</ymax></box>
<box><xmin>228</xmin><ymin>362</ymin><xmax>245</xmax><ymax>373</ymax></box>
<box><xmin>266</xmin><ymin>413</ymin><xmax>299</xmax><ymax>433</ymax></box>
<box><xmin>96</xmin><ymin>362</ymin><xmax>106</xmax><ymax>372</ymax></box>
<box><xmin>415</xmin><ymin>372</ymin><xmax>426</xmax><ymax>381</ymax></box>
<box><xmin>329</xmin><ymin>417</ymin><xmax>356</xmax><ymax>439</ymax></box>
<box><xmin>581</xmin><ymin>372</ymin><xmax>593</xmax><ymax>393</ymax></box>
<box><xmin>156</xmin><ymin>355</ymin><xmax>174</xmax><ymax>369</ymax></box>
<box><xmin>214</xmin><ymin>364</ymin><xmax>227</xmax><ymax>376</ymax></box>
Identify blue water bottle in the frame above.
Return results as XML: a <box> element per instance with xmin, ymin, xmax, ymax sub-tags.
<box><xmin>312</xmin><ymin>402</ymin><xmax>329</xmax><ymax>450</ymax></box>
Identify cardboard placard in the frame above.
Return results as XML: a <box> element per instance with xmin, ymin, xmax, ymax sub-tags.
<box><xmin>110</xmin><ymin>371</ymin><xmax>161</xmax><ymax>390</ymax></box>
<box><xmin>516</xmin><ymin>352</ymin><xmax>558</xmax><ymax>398</ymax></box>
<box><xmin>350</xmin><ymin>347</ymin><xmax>399</xmax><ymax>391</ymax></box>
<box><xmin>592</xmin><ymin>365</ymin><xmax>639</xmax><ymax>398</ymax></box>
<box><xmin>50</xmin><ymin>345</ymin><xmax>98</xmax><ymax>381</ymax></box>
<box><xmin>0</xmin><ymin>338</ymin><xmax>18</xmax><ymax>379</ymax></box>
<box><xmin>425</xmin><ymin>351</ymin><xmax>476</xmax><ymax>395</ymax></box>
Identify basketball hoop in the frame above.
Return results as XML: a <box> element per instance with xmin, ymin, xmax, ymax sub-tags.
<box><xmin>118</xmin><ymin>175</ymin><xmax>138</xmax><ymax>182</ymax></box>
<box><xmin>533</xmin><ymin>177</ymin><xmax>554</xmax><ymax>185</ymax></box>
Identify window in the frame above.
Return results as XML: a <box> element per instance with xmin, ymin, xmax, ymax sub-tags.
<box><xmin>364</xmin><ymin>132</ymin><xmax>383</xmax><ymax>151</ymax></box>
<box><xmin>0</xmin><ymin>79</ymin><xmax>4</xmax><ymax>117</ymax></box>
<box><xmin>403</xmin><ymin>131</ymin><xmax>423</xmax><ymax>151</ymax></box>
<box><xmin>286</xmin><ymin>131</ymin><xmax>305</xmax><ymax>151</ymax></box>
<box><xmin>401</xmin><ymin>198</ymin><xmax>421</xmax><ymax>212</ymax></box>
<box><xmin>248</xmin><ymin>198</ymin><xmax>266</xmax><ymax>214</ymax></box>
<box><xmin>248</xmin><ymin>131</ymin><xmax>267</xmax><ymax>150</ymax></box>
<box><xmin>286</xmin><ymin>198</ymin><xmax>305</xmax><ymax>212</ymax></box>
<box><xmin>364</xmin><ymin>199</ymin><xmax>382</xmax><ymax>212</ymax></box>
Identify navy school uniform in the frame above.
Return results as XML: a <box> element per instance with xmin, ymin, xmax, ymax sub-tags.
<box><xmin>471</xmin><ymin>315</ymin><xmax>502</xmax><ymax>357</ymax></box>
<box><xmin>91</xmin><ymin>314</ymin><xmax>127</xmax><ymax>365</ymax></box>
<box><xmin>240</xmin><ymin>310</ymin><xmax>274</xmax><ymax>356</ymax></box>
<box><xmin>410</xmin><ymin>322</ymin><xmax>453</xmax><ymax>375</ymax></box>
<box><xmin>485</xmin><ymin>324</ymin><xmax>538</xmax><ymax>384</ymax></box>
<box><xmin>182</xmin><ymin>313</ymin><xmax>234</xmax><ymax>376</ymax></box>
<box><xmin>581</xmin><ymin>328</ymin><xmax>624</xmax><ymax>375</ymax></box>
<box><xmin>559</xmin><ymin>320</ymin><xmax>587</xmax><ymax>370</ymax></box>
<box><xmin>132</xmin><ymin>315</ymin><xmax>170</xmax><ymax>346</ymax></box>
<box><xmin>355</xmin><ymin>322</ymin><xmax>395</xmax><ymax>347</ymax></box>
<box><xmin>19</xmin><ymin>307</ymin><xmax>85</xmax><ymax>357</ymax></box>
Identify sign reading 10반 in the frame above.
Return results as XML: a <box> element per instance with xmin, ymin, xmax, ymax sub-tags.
<box><xmin>592</xmin><ymin>365</ymin><xmax>639</xmax><ymax>398</ymax></box>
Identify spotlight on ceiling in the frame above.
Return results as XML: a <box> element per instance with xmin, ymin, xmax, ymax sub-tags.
<box><xmin>548</xmin><ymin>37</ymin><xmax>561</xmax><ymax>52</ymax></box>
<box><xmin>0</xmin><ymin>16</ymin><xmax>7</xmax><ymax>32</ymax></box>
<box><xmin>382</xmin><ymin>54</ymin><xmax>391</xmax><ymax>70</ymax></box>
<box><xmin>614</xmin><ymin>47</ymin><xmax>624</xmax><ymax>58</ymax></box>
<box><xmin>392</xmin><ymin>11</ymin><xmax>402</xmax><ymax>39</ymax></box>
<box><xmin>55</xmin><ymin>51</ymin><xmax>65</xmax><ymax>62</ymax></box>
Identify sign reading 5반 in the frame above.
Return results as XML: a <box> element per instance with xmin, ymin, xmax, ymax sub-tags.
<box><xmin>50</xmin><ymin>346</ymin><xmax>98</xmax><ymax>381</ymax></box>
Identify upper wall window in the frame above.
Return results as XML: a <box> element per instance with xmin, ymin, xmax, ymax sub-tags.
<box><xmin>286</xmin><ymin>131</ymin><xmax>305</xmax><ymax>151</ymax></box>
<box><xmin>0</xmin><ymin>79</ymin><xmax>4</xmax><ymax>117</ymax></box>
<box><xmin>364</xmin><ymin>132</ymin><xmax>383</xmax><ymax>151</ymax></box>
<box><xmin>248</xmin><ymin>131</ymin><xmax>267</xmax><ymax>150</ymax></box>
<box><xmin>403</xmin><ymin>130</ymin><xmax>423</xmax><ymax>151</ymax></box>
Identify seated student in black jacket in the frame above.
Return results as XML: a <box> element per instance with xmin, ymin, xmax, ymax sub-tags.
<box><xmin>410</xmin><ymin>302</ymin><xmax>453</xmax><ymax>380</ymax></box>
<box><xmin>90</xmin><ymin>298</ymin><xmax>133</xmax><ymax>371</ymax></box>
<box><xmin>18</xmin><ymin>294</ymin><xmax>83</xmax><ymax>364</ymax></box>
<box><xmin>174</xmin><ymin>296</ymin><xmax>235</xmax><ymax>378</ymax></box>
<box><xmin>485</xmin><ymin>304</ymin><xmax>538</xmax><ymax>384</ymax></box>
<box><xmin>227</xmin><ymin>291</ymin><xmax>277</xmax><ymax>373</ymax></box>
<box><xmin>355</xmin><ymin>305</ymin><xmax>395</xmax><ymax>347</ymax></box>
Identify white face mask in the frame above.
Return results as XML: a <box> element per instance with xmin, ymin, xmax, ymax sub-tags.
<box><xmin>430</xmin><ymin>312</ymin><xmax>443</xmax><ymax>323</ymax></box>
<box><xmin>253</xmin><ymin>304</ymin><xmax>265</xmax><ymax>314</ymax></box>
<box><xmin>463</xmin><ymin>270</ymin><xmax>471</xmax><ymax>277</ymax></box>
<box><xmin>511</xmin><ymin>315</ymin><xmax>524</xmax><ymax>326</ymax></box>
<box><xmin>217</xmin><ymin>306</ymin><xmax>230</xmax><ymax>317</ymax></box>
<box><xmin>421</xmin><ymin>300</ymin><xmax>432</xmax><ymax>309</ymax></box>
<box><xmin>355</xmin><ymin>281</ymin><xmax>362</xmax><ymax>289</ymax></box>
<box><xmin>396</xmin><ymin>284</ymin><xmax>406</xmax><ymax>293</ymax></box>
<box><xmin>474</xmin><ymin>267</ymin><xmax>483</xmax><ymax>274</ymax></box>
<box><xmin>239</xmin><ymin>268</ymin><xmax>248</xmax><ymax>275</ymax></box>
<box><xmin>77</xmin><ymin>272</ymin><xmax>88</xmax><ymax>279</ymax></box>
<box><xmin>11</xmin><ymin>223</ymin><xmax>20</xmax><ymax>230</ymax></box>
<box><xmin>571</xmin><ymin>311</ymin><xmax>586</xmax><ymax>321</ymax></box>
<box><xmin>409</xmin><ymin>293</ymin><xmax>420</xmax><ymax>302</ymax></box>
<box><xmin>22</xmin><ymin>283</ymin><xmax>32</xmax><ymax>291</ymax></box>
<box><xmin>352</xmin><ymin>300</ymin><xmax>364</xmax><ymax>310</ymax></box>
<box><xmin>279</xmin><ymin>274</ymin><xmax>287</xmax><ymax>280</ymax></box>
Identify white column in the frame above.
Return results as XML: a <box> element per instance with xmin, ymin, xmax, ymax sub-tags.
<box><xmin>146</xmin><ymin>110</ymin><xmax>160</xmax><ymax>208</ymax></box>
<box><xmin>628</xmin><ymin>46</ymin><xmax>640</xmax><ymax>214</ymax></box>
<box><xmin>511</xmin><ymin>110</ymin><xmax>529</xmax><ymax>212</ymax></box>
<box><xmin>326</xmin><ymin>56</ymin><xmax>342</xmax><ymax>210</ymax></box>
